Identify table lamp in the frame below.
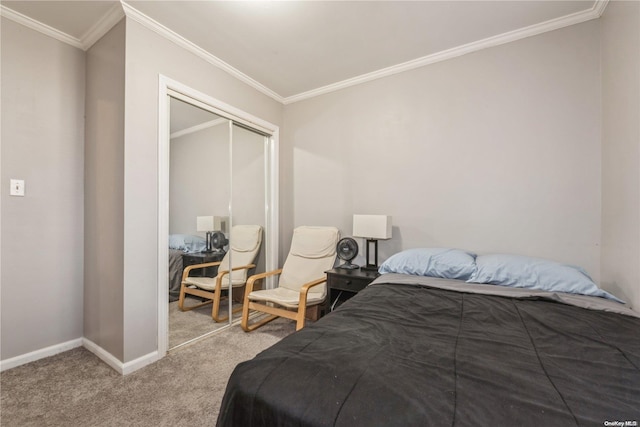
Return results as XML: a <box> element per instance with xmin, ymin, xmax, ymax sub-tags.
<box><xmin>352</xmin><ymin>214</ymin><xmax>392</xmax><ymax>271</ymax></box>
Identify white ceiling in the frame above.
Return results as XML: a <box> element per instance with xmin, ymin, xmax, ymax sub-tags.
<box><xmin>1</xmin><ymin>0</ymin><xmax>602</xmax><ymax>103</ymax></box>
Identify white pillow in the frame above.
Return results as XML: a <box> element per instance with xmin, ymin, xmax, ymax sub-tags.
<box><xmin>168</xmin><ymin>234</ymin><xmax>206</xmax><ymax>253</ymax></box>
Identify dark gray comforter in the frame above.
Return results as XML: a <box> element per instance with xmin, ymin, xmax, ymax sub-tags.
<box><xmin>217</xmin><ymin>276</ymin><xmax>640</xmax><ymax>426</ymax></box>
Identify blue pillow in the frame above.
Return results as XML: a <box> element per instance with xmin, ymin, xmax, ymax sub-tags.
<box><xmin>378</xmin><ymin>248</ymin><xmax>477</xmax><ymax>280</ymax></box>
<box><xmin>467</xmin><ymin>254</ymin><xmax>624</xmax><ymax>303</ymax></box>
<box><xmin>168</xmin><ymin>234</ymin><xmax>207</xmax><ymax>253</ymax></box>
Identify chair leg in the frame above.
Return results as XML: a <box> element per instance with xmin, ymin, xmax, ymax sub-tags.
<box><xmin>178</xmin><ymin>283</ymin><xmax>213</xmax><ymax>312</ymax></box>
<box><xmin>241</xmin><ymin>296</ymin><xmax>252</xmax><ymax>331</ymax></box>
<box><xmin>178</xmin><ymin>282</ymin><xmax>187</xmax><ymax>310</ymax></box>
<box><xmin>180</xmin><ymin>298</ymin><xmax>213</xmax><ymax>311</ymax></box>
<box><xmin>212</xmin><ymin>288</ymin><xmax>222</xmax><ymax>320</ymax></box>
<box><xmin>241</xmin><ymin>300</ymin><xmax>281</xmax><ymax>332</ymax></box>
<box><xmin>295</xmin><ymin>304</ymin><xmax>307</xmax><ymax>331</ymax></box>
<box><xmin>242</xmin><ymin>312</ymin><xmax>278</xmax><ymax>332</ymax></box>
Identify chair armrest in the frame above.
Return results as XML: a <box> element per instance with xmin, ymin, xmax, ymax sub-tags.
<box><xmin>181</xmin><ymin>261</ymin><xmax>222</xmax><ymax>281</ymax></box>
<box><xmin>298</xmin><ymin>277</ymin><xmax>327</xmax><ymax>307</ymax></box>
<box><xmin>244</xmin><ymin>269</ymin><xmax>283</xmax><ymax>298</ymax></box>
<box><xmin>215</xmin><ymin>264</ymin><xmax>257</xmax><ymax>288</ymax></box>
<box><xmin>216</xmin><ymin>264</ymin><xmax>257</xmax><ymax>277</ymax></box>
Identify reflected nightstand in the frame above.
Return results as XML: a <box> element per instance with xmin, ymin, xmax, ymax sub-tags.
<box><xmin>181</xmin><ymin>251</ymin><xmax>225</xmax><ymax>277</ymax></box>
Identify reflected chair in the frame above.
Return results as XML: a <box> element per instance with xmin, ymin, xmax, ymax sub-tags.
<box><xmin>179</xmin><ymin>225</ymin><xmax>262</xmax><ymax>322</ymax></box>
<box><xmin>241</xmin><ymin>226</ymin><xmax>339</xmax><ymax>332</ymax></box>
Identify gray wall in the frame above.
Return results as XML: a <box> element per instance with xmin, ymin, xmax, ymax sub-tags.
<box><xmin>169</xmin><ymin>124</ymin><xmax>231</xmax><ymax>236</ymax></box>
<box><xmin>121</xmin><ymin>18</ymin><xmax>283</xmax><ymax>362</ymax></box>
<box><xmin>601</xmin><ymin>0</ymin><xmax>640</xmax><ymax>310</ymax></box>
<box><xmin>1</xmin><ymin>18</ymin><xmax>85</xmax><ymax>360</ymax></box>
<box><xmin>283</xmin><ymin>21</ymin><xmax>604</xmax><ymax>284</ymax></box>
<box><xmin>232</xmin><ymin>126</ymin><xmax>268</xmax><ymax>274</ymax></box>
<box><xmin>84</xmin><ymin>19</ymin><xmax>126</xmax><ymax>360</ymax></box>
<box><xmin>231</xmin><ymin>126</ymin><xmax>267</xmax><ymax>229</ymax></box>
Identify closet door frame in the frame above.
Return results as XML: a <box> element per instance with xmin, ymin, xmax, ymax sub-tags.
<box><xmin>157</xmin><ymin>75</ymin><xmax>279</xmax><ymax>358</ymax></box>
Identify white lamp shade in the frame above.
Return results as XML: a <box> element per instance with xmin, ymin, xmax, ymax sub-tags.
<box><xmin>352</xmin><ymin>215</ymin><xmax>392</xmax><ymax>239</ymax></box>
<box><xmin>196</xmin><ymin>216</ymin><xmax>214</xmax><ymax>232</ymax></box>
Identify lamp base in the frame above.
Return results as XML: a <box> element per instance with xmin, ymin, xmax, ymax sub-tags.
<box><xmin>205</xmin><ymin>231</ymin><xmax>213</xmax><ymax>252</ymax></box>
<box><xmin>359</xmin><ymin>239</ymin><xmax>379</xmax><ymax>271</ymax></box>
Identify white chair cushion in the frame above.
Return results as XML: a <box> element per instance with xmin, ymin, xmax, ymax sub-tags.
<box><xmin>186</xmin><ymin>225</ymin><xmax>262</xmax><ymax>291</ymax></box>
<box><xmin>218</xmin><ymin>248</ymin><xmax>260</xmax><ymax>283</ymax></box>
<box><xmin>248</xmin><ymin>287</ymin><xmax>325</xmax><ymax>308</ymax></box>
<box><xmin>277</xmin><ymin>226</ymin><xmax>338</xmax><ymax>292</ymax></box>
<box><xmin>278</xmin><ymin>255</ymin><xmax>333</xmax><ymax>292</ymax></box>
<box><xmin>232</xmin><ymin>225</ymin><xmax>262</xmax><ymax>252</ymax></box>
<box><xmin>222</xmin><ymin>225</ymin><xmax>262</xmax><ymax>283</ymax></box>
<box><xmin>289</xmin><ymin>226</ymin><xmax>339</xmax><ymax>258</ymax></box>
<box><xmin>184</xmin><ymin>275</ymin><xmax>245</xmax><ymax>291</ymax></box>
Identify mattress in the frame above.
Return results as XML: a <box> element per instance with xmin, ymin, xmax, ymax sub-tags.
<box><xmin>217</xmin><ymin>274</ymin><xmax>640</xmax><ymax>426</ymax></box>
<box><xmin>169</xmin><ymin>248</ymin><xmax>184</xmax><ymax>302</ymax></box>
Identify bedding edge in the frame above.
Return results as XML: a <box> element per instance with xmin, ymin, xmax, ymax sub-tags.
<box><xmin>371</xmin><ymin>273</ymin><xmax>640</xmax><ymax>318</ymax></box>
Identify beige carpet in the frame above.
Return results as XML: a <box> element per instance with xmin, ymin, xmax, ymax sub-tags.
<box><xmin>169</xmin><ymin>298</ymin><xmax>243</xmax><ymax>349</ymax></box>
<box><xmin>0</xmin><ymin>318</ymin><xmax>295</xmax><ymax>427</ymax></box>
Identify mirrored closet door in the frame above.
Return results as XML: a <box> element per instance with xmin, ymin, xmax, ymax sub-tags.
<box><xmin>168</xmin><ymin>96</ymin><xmax>232</xmax><ymax>349</ymax></box>
<box><xmin>228</xmin><ymin>124</ymin><xmax>268</xmax><ymax>321</ymax></box>
<box><xmin>165</xmin><ymin>92</ymin><xmax>274</xmax><ymax>351</ymax></box>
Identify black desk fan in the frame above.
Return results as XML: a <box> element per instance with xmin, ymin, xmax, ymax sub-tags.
<box><xmin>205</xmin><ymin>231</ymin><xmax>228</xmax><ymax>252</ymax></box>
<box><xmin>336</xmin><ymin>237</ymin><xmax>359</xmax><ymax>269</ymax></box>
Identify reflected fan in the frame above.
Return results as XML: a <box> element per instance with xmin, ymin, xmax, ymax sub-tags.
<box><xmin>336</xmin><ymin>237</ymin><xmax>359</xmax><ymax>269</ymax></box>
<box><xmin>211</xmin><ymin>231</ymin><xmax>228</xmax><ymax>251</ymax></box>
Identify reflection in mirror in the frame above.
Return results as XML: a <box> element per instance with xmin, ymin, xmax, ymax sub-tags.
<box><xmin>168</xmin><ymin>96</ymin><xmax>231</xmax><ymax>350</ymax></box>
<box><xmin>230</xmin><ymin>124</ymin><xmax>267</xmax><ymax>321</ymax></box>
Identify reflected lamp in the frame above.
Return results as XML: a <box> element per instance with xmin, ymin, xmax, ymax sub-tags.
<box><xmin>196</xmin><ymin>215</ymin><xmax>215</xmax><ymax>252</ymax></box>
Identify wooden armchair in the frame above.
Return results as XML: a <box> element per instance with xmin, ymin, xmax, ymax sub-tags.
<box><xmin>241</xmin><ymin>226</ymin><xmax>339</xmax><ymax>331</ymax></box>
<box><xmin>178</xmin><ymin>225</ymin><xmax>262</xmax><ymax>322</ymax></box>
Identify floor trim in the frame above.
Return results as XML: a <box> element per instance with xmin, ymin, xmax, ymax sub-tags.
<box><xmin>82</xmin><ymin>338</ymin><xmax>159</xmax><ymax>375</ymax></box>
<box><xmin>0</xmin><ymin>338</ymin><xmax>83</xmax><ymax>372</ymax></box>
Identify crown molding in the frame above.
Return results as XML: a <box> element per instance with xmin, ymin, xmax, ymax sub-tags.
<box><xmin>0</xmin><ymin>3</ymin><xmax>124</xmax><ymax>51</ymax></box>
<box><xmin>282</xmin><ymin>0</ymin><xmax>609</xmax><ymax>105</ymax></box>
<box><xmin>2</xmin><ymin>0</ymin><xmax>609</xmax><ymax>105</ymax></box>
<box><xmin>0</xmin><ymin>4</ymin><xmax>84</xmax><ymax>49</ymax></box>
<box><xmin>79</xmin><ymin>3</ymin><xmax>125</xmax><ymax>50</ymax></box>
<box><xmin>120</xmin><ymin>2</ymin><xmax>284</xmax><ymax>104</ymax></box>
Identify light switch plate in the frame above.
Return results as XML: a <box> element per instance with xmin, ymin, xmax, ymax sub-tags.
<box><xmin>10</xmin><ymin>179</ymin><xmax>25</xmax><ymax>196</ymax></box>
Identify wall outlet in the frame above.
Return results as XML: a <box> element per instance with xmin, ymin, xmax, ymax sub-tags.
<box><xmin>10</xmin><ymin>179</ymin><xmax>25</xmax><ymax>196</ymax></box>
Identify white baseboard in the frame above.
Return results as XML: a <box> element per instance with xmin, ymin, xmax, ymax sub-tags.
<box><xmin>82</xmin><ymin>338</ymin><xmax>160</xmax><ymax>375</ymax></box>
<box><xmin>81</xmin><ymin>338</ymin><xmax>125</xmax><ymax>374</ymax></box>
<box><xmin>1</xmin><ymin>338</ymin><xmax>159</xmax><ymax>375</ymax></box>
<box><xmin>0</xmin><ymin>338</ymin><xmax>83</xmax><ymax>372</ymax></box>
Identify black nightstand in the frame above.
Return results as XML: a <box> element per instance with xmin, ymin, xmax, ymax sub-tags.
<box><xmin>325</xmin><ymin>268</ymin><xmax>379</xmax><ymax>311</ymax></box>
<box><xmin>182</xmin><ymin>251</ymin><xmax>225</xmax><ymax>278</ymax></box>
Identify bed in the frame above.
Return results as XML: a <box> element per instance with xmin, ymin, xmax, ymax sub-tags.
<box><xmin>217</xmin><ymin>249</ymin><xmax>640</xmax><ymax>426</ymax></box>
<box><xmin>168</xmin><ymin>234</ymin><xmax>207</xmax><ymax>302</ymax></box>
<box><xmin>169</xmin><ymin>248</ymin><xmax>185</xmax><ymax>302</ymax></box>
